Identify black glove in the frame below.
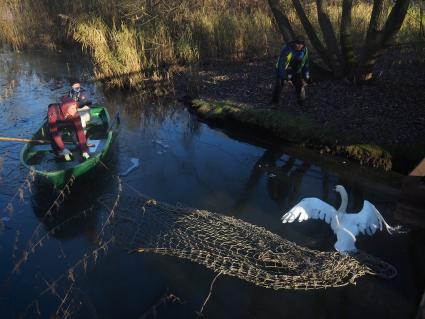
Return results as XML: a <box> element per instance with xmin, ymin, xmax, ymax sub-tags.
<box><xmin>79</xmin><ymin>101</ymin><xmax>92</xmax><ymax>107</ymax></box>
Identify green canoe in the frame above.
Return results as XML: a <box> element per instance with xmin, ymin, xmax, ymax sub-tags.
<box><xmin>20</xmin><ymin>106</ymin><xmax>113</xmax><ymax>188</ymax></box>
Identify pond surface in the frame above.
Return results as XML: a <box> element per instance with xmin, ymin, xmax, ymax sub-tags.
<box><xmin>0</xmin><ymin>51</ymin><xmax>424</xmax><ymax>319</ymax></box>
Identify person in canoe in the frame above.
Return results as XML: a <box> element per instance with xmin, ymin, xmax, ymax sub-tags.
<box><xmin>271</xmin><ymin>35</ymin><xmax>311</xmax><ymax>106</ymax></box>
<box><xmin>66</xmin><ymin>81</ymin><xmax>92</xmax><ymax>130</ymax></box>
<box><xmin>67</xmin><ymin>82</ymin><xmax>91</xmax><ymax>106</ymax></box>
<box><xmin>47</xmin><ymin>97</ymin><xmax>90</xmax><ymax>161</ymax></box>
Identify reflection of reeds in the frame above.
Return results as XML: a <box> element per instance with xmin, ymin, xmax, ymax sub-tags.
<box><xmin>22</xmin><ymin>237</ymin><xmax>114</xmax><ymax>319</ymax></box>
<box><xmin>16</xmin><ymin>164</ymin><xmax>122</xmax><ymax>317</ymax></box>
<box><xmin>54</xmin><ymin>281</ymin><xmax>75</xmax><ymax>318</ymax></box>
<box><xmin>12</xmin><ymin>230</ymin><xmax>20</xmax><ymax>265</ymax></box>
<box><xmin>12</xmin><ymin>175</ymin><xmax>75</xmax><ymax>274</ymax></box>
<box><xmin>0</xmin><ymin>79</ymin><xmax>17</xmax><ymax>103</ymax></box>
<box><xmin>96</xmin><ymin>175</ymin><xmax>122</xmax><ymax>241</ymax></box>
<box><xmin>139</xmin><ymin>293</ymin><xmax>182</xmax><ymax>319</ymax></box>
<box><xmin>0</xmin><ymin>170</ymin><xmax>35</xmax><ymax>233</ymax></box>
<box><xmin>30</xmin><ymin>206</ymin><xmax>94</xmax><ymax>255</ymax></box>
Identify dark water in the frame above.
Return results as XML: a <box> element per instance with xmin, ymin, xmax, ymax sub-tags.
<box><xmin>0</xmin><ymin>51</ymin><xmax>424</xmax><ymax>319</ymax></box>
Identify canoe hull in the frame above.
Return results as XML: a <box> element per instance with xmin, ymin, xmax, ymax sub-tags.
<box><xmin>20</xmin><ymin>106</ymin><xmax>113</xmax><ymax>188</ymax></box>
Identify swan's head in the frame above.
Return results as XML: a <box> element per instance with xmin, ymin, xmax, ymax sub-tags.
<box><xmin>334</xmin><ymin>185</ymin><xmax>346</xmax><ymax>193</ymax></box>
<box><xmin>334</xmin><ymin>185</ymin><xmax>348</xmax><ymax>213</ymax></box>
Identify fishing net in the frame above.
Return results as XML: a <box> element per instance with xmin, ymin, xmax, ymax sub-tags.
<box><xmin>102</xmin><ymin>191</ymin><xmax>397</xmax><ymax>291</ymax></box>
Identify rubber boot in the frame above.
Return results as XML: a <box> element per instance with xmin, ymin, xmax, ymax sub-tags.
<box><xmin>271</xmin><ymin>78</ymin><xmax>283</xmax><ymax>106</ymax></box>
<box><xmin>297</xmin><ymin>86</ymin><xmax>306</xmax><ymax>106</ymax></box>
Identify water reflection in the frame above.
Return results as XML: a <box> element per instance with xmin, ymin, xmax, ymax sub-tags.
<box><xmin>1</xmin><ymin>51</ymin><xmax>424</xmax><ymax>319</ymax></box>
<box><xmin>30</xmin><ymin>173</ymin><xmax>109</xmax><ymax>242</ymax></box>
<box><xmin>245</xmin><ymin>148</ymin><xmax>312</xmax><ymax>206</ymax></box>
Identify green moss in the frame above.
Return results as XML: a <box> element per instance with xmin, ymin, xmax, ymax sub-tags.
<box><xmin>189</xmin><ymin>99</ymin><xmax>394</xmax><ymax>171</ymax></box>
<box><xmin>343</xmin><ymin>144</ymin><xmax>392</xmax><ymax>171</ymax></box>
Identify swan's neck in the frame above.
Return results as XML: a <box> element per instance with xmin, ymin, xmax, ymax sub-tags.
<box><xmin>337</xmin><ymin>188</ymin><xmax>348</xmax><ymax>213</ymax></box>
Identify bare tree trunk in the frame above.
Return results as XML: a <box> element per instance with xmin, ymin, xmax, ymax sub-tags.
<box><xmin>380</xmin><ymin>0</ymin><xmax>411</xmax><ymax>46</ymax></box>
<box><xmin>421</xmin><ymin>1</ymin><xmax>425</xmax><ymax>39</ymax></box>
<box><xmin>340</xmin><ymin>0</ymin><xmax>355</xmax><ymax>78</ymax></box>
<box><xmin>266</xmin><ymin>0</ymin><xmax>410</xmax><ymax>83</ymax></box>
<box><xmin>267</xmin><ymin>0</ymin><xmax>295</xmax><ymax>42</ymax></box>
<box><xmin>364</xmin><ymin>0</ymin><xmax>390</xmax><ymax>49</ymax></box>
<box><xmin>291</xmin><ymin>0</ymin><xmax>333</xmax><ymax>71</ymax></box>
<box><xmin>316</xmin><ymin>0</ymin><xmax>343</xmax><ymax>76</ymax></box>
<box><xmin>356</xmin><ymin>0</ymin><xmax>387</xmax><ymax>81</ymax></box>
<box><xmin>356</xmin><ymin>0</ymin><xmax>408</xmax><ymax>82</ymax></box>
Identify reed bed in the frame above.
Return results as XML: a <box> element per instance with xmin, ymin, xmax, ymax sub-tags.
<box><xmin>0</xmin><ymin>0</ymin><xmax>423</xmax><ymax>88</ymax></box>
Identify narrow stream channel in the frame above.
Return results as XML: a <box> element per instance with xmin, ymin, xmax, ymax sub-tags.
<box><xmin>0</xmin><ymin>51</ymin><xmax>424</xmax><ymax>318</ymax></box>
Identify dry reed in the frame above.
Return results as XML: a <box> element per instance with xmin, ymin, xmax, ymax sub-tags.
<box><xmin>10</xmin><ymin>169</ymin><xmax>122</xmax><ymax>317</ymax></box>
<box><xmin>0</xmin><ymin>1</ymin><xmax>423</xmax><ymax>87</ymax></box>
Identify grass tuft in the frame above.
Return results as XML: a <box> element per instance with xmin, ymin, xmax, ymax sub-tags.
<box><xmin>0</xmin><ymin>0</ymin><xmax>423</xmax><ymax>88</ymax></box>
<box><xmin>189</xmin><ymin>98</ymin><xmax>394</xmax><ymax>171</ymax></box>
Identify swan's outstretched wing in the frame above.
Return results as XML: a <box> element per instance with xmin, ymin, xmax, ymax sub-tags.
<box><xmin>349</xmin><ymin>200</ymin><xmax>401</xmax><ymax>236</ymax></box>
<box><xmin>282</xmin><ymin>198</ymin><xmax>337</xmax><ymax>225</ymax></box>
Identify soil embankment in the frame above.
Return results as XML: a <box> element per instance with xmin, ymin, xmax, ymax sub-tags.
<box><xmin>177</xmin><ymin>44</ymin><xmax>425</xmax><ymax>173</ymax></box>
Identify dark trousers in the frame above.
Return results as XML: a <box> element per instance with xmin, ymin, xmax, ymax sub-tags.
<box><xmin>271</xmin><ymin>73</ymin><xmax>306</xmax><ymax>105</ymax></box>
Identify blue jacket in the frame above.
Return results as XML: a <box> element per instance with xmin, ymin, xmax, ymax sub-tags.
<box><xmin>68</xmin><ymin>87</ymin><xmax>91</xmax><ymax>106</ymax></box>
<box><xmin>276</xmin><ymin>42</ymin><xmax>310</xmax><ymax>80</ymax></box>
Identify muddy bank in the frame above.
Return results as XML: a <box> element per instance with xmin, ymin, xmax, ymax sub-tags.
<box><xmin>177</xmin><ymin>44</ymin><xmax>425</xmax><ymax>173</ymax></box>
<box><xmin>186</xmin><ymin>98</ymin><xmax>396</xmax><ymax>171</ymax></box>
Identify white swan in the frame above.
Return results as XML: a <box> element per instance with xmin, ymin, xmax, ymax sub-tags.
<box><xmin>281</xmin><ymin>185</ymin><xmax>401</xmax><ymax>252</ymax></box>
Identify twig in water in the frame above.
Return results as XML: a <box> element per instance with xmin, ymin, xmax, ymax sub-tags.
<box><xmin>138</xmin><ymin>293</ymin><xmax>182</xmax><ymax>319</ymax></box>
<box><xmin>197</xmin><ymin>271</ymin><xmax>223</xmax><ymax>317</ymax></box>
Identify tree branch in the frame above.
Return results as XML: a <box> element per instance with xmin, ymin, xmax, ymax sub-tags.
<box><xmin>291</xmin><ymin>0</ymin><xmax>333</xmax><ymax>71</ymax></box>
<box><xmin>316</xmin><ymin>0</ymin><xmax>343</xmax><ymax>76</ymax></box>
<box><xmin>340</xmin><ymin>0</ymin><xmax>356</xmax><ymax>77</ymax></box>
<box><xmin>357</xmin><ymin>0</ymin><xmax>411</xmax><ymax>81</ymax></box>
<box><xmin>267</xmin><ymin>0</ymin><xmax>296</xmax><ymax>42</ymax></box>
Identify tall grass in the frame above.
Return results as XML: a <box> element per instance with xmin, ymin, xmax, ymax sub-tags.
<box><xmin>0</xmin><ymin>0</ymin><xmax>29</xmax><ymax>50</ymax></box>
<box><xmin>69</xmin><ymin>4</ymin><xmax>278</xmax><ymax>87</ymax></box>
<box><xmin>0</xmin><ymin>0</ymin><xmax>59</xmax><ymax>50</ymax></box>
<box><xmin>0</xmin><ymin>0</ymin><xmax>423</xmax><ymax>88</ymax></box>
<box><xmin>73</xmin><ymin>19</ymin><xmax>144</xmax><ymax>88</ymax></box>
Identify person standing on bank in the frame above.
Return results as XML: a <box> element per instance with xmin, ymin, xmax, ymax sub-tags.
<box><xmin>271</xmin><ymin>35</ymin><xmax>310</xmax><ymax>106</ymax></box>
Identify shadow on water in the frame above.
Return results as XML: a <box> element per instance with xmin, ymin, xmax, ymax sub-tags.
<box><xmin>1</xmin><ymin>51</ymin><xmax>425</xmax><ymax>319</ymax></box>
<box><xmin>31</xmin><ymin>179</ymin><xmax>99</xmax><ymax>242</ymax></box>
<box><xmin>245</xmin><ymin>147</ymin><xmax>311</xmax><ymax>205</ymax></box>
<box><xmin>230</xmin><ymin>146</ymin><xmax>311</xmax><ymax>216</ymax></box>
<box><xmin>29</xmin><ymin>134</ymin><xmax>120</xmax><ymax>237</ymax></box>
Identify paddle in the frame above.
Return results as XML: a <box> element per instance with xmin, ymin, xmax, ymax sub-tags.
<box><xmin>0</xmin><ymin>111</ymin><xmax>120</xmax><ymax>146</ymax></box>
<box><xmin>0</xmin><ymin>137</ymin><xmax>52</xmax><ymax>144</ymax></box>
<box><xmin>0</xmin><ymin>136</ymin><xmax>94</xmax><ymax>147</ymax></box>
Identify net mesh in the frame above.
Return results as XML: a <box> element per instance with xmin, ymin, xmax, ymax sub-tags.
<box><xmin>104</xmin><ymin>192</ymin><xmax>397</xmax><ymax>291</ymax></box>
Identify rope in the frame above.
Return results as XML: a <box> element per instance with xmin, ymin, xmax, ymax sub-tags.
<box><xmin>105</xmin><ymin>191</ymin><xmax>397</xmax><ymax>290</ymax></box>
<box><xmin>96</xmin><ymin>160</ymin><xmax>397</xmax><ymax>291</ymax></box>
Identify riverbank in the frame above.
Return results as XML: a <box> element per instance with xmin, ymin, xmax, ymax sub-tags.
<box><xmin>186</xmin><ymin>98</ymin><xmax>395</xmax><ymax>171</ymax></box>
<box><xmin>178</xmin><ymin>44</ymin><xmax>425</xmax><ymax>173</ymax></box>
